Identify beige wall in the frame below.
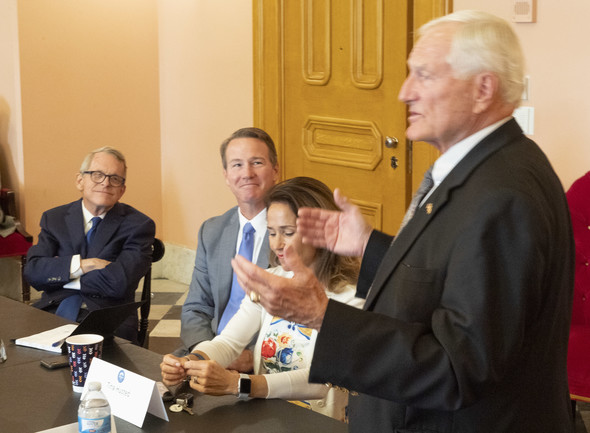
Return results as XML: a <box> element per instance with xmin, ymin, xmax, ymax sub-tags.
<box><xmin>1</xmin><ymin>0</ymin><xmax>253</xmax><ymax>255</ymax></box>
<box><xmin>453</xmin><ymin>0</ymin><xmax>590</xmax><ymax>191</ymax></box>
<box><xmin>0</xmin><ymin>0</ymin><xmax>26</xmax><ymax>299</ymax></box>
<box><xmin>0</xmin><ymin>0</ymin><xmax>25</xmax><ymax>204</ymax></box>
<box><xmin>16</xmin><ymin>0</ymin><xmax>162</xmax><ymax>238</ymax></box>
<box><xmin>2</xmin><ymin>1</ymin><xmax>588</xmax><ymax>253</ymax></box>
<box><xmin>158</xmin><ymin>0</ymin><xmax>254</xmax><ymax>249</ymax></box>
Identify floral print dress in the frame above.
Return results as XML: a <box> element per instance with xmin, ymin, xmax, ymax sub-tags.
<box><xmin>194</xmin><ymin>265</ymin><xmax>365</xmax><ymax>420</ymax></box>
<box><xmin>261</xmin><ymin>317</ymin><xmax>315</xmax><ymax>409</ymax></box>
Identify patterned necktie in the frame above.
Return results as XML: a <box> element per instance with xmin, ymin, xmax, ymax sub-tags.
<box><xmin>398</xmin><ymin>166</ymin><xmax>434</xmax><ymax>233</ymax></box>
<box><xmin>217</xmin><ymin>222</ymin><xmax>256</xmax><ymax>333</ymax></box>
<box><xmin>86</xmin><ymin>217</ymin><xmax>102</xmax><ymax>245</ymax></box>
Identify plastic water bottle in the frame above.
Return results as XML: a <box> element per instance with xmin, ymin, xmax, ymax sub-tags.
<box><xmin>78</xmin><ymin>382</ymin><xmax>111</xmax><ymax>433</ymax></box>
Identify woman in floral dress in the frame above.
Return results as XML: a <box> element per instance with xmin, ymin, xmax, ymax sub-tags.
<box><xmin>161</xmin><ymin>177</ymin><xmax>364</xmax><ymax>421</ymax></box>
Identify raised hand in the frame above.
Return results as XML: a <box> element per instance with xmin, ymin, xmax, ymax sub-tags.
<box><xmin>297</xmin><ymin>188</ymin><xmax>372</xmax><ymax>257</ymax></box>
<box><xmin>232</xmin><ymin>244</ymin><xmax>328</xmax><ymax>330</ymax></box>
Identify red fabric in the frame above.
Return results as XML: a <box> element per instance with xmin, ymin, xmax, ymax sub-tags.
<box><xmin>566</xmin><ymin>171</ymin><xmax>590</xmax><ymax>399</ymax></box>
<box><xmin>0</xmin><ymin>231</ymin><xmax>32</xmax><ymax>258</ymax></box>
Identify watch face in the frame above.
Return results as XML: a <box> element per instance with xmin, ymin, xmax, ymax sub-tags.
<box><xmin>240</xmin><ymin>377</ymin><xmax>252</xmax><ymax>395</ymax></box>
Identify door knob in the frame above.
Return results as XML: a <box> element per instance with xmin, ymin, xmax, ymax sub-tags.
<box><xmin>385</xmin><ymin>136</ymin><xmax>398</xmax><ymax>148</ymax></box>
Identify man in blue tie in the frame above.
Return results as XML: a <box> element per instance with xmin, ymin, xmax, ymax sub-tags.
<box><xmin>24</xmin><ymin>147</ymin><xmax>155</xmax><ymax>343</ymax></box>
<box><xmin>176</xmin><ymin>127</ymin><xmax>279</xmax><ymax>373</ymax></box>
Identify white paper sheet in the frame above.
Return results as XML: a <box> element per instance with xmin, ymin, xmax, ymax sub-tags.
<box><xmin>15</xmin><ymin>324</ymin><xmax>77</xmax><ymax>353</ymax></box>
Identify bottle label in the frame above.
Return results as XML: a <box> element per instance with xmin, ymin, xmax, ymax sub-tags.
<box><xmin>78</xmin><ymin>415</ymin><xmax>111</xmax><ymax>433</ymax></box>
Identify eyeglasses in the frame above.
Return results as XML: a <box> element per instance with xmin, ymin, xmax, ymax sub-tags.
<box><xmin>82</xmin><ymin>171</ymin><xmax>126</xmax><ymax>187</ymax></box>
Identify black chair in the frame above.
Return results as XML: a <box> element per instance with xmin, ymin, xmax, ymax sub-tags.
<box><xmin>138</xmin><ymin>238</ymin><xmax>165</xmax><ymax>348</ymax></box>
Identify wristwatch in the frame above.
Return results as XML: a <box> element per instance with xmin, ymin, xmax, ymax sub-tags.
<box><xmin>237</xmin><ymin>373</ymin><xmax>251</xmax><ymax>400</ymax></box>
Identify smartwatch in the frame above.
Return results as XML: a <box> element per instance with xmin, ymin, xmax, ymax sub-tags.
<box><xmin>237</xmin><ymin>373</ymin><xmax>251</xmax><ymax>400</ymax></box>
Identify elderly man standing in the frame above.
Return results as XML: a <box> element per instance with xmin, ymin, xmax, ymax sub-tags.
<box><xmin>25</xmin><ymin>147</ymin><xmax>155</xmax><ymax>343</ymax></box>
<box><xmin>172</xmin><ymin>127</ymin><xmax>279</xmax><ymax>372</ymax></box>
<box><xmin>232</xmin><ymin>11</ymin><xmax>575</xmax><ymax>432</ymax></box>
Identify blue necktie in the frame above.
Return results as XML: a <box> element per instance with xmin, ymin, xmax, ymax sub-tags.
<box><xmin>55</xmin><ymin>293</ymin><xmax>82</xmax><ymax>321</ymax></box>
<box><xmin>217</xmin><ymin>222</ymin><xmax>255</xmax><ymax>333</ymax></box>
<box><xmin>56</xmin><ymin>217</ymin><xmax>102</xmax><ymax>321</ymax></box>
<box><xmin>86</xmin><ymin>216</ymin><xmax>102</xmax><ymax>245</ymax></box>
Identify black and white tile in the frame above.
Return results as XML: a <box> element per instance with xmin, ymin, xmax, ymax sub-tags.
<box><xmin>135</xmin><ymin>278</ymin><xmax>187</xmax><ymax>356</ymax></box>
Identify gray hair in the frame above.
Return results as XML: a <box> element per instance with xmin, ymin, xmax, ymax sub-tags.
<box><xmin>80</xmin><ymin>147</ymin><xmax>127</xmax><ymax>176</ymax></box>
<box><xmin>421</xmin><ymin>10</ymin><xmax>525</xmax><ymax>107</ymax></box>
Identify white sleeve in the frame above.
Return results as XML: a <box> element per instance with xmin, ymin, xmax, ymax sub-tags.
<box><xmin>63</xmin><ymin>255</ymin><xmax>82</xmax><ymax>289</ymax></box>
<box><xmin>194</xmin><ymin>296</ymin><xmax>263</xmax><ymax>367</ymax></box>
<box><xmin>329</xmin><ymin>283</ymin><xmax>365</xmax><ymax>309</ymax></box>
<box><xmin>265</xmin><ymin>366</ymin><xmax>329</xmax><ymax>400</ymax></box>
<box><xmin>69</xmin><ymin>254</ymin><xmax>82</xmax><ymax>278</ymax></box>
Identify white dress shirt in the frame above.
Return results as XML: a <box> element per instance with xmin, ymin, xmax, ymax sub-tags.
<box><xmin>64</xmin><ymin>202</ymin><xmax>105</xmax><ymax>289</ymax></box>
<box><xmin>236</xmin><ymin>207</ymin><xmax>267</xmax><ymax>265</ymax></box>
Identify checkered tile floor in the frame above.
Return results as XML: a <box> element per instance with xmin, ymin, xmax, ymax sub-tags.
<box><xmin>134</xmin><ymin>278</ymin><xmax>188</xmax><ymax>356</ymax></box>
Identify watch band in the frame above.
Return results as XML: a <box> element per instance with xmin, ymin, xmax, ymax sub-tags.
<box><xmin>186</xmin><ymin>352</ymin><xmax>205</xmax><ymax>362</ymax></box>
<box><xmin>237</xmin><ymin>373</ymin><xmax>251</xmax><ymax>400</ymax></box>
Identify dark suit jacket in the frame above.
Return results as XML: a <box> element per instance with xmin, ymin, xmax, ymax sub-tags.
<box><xmin>310</xmin><ymin>119</ymin><xmax>575</xmax><ymax>432</ymax></box>
<box><xmin>180</xmin><ymin>206</ymin><xmax>270</xmax><ymax>354</ymax></box>
<box><xmin>24</xmin><ymin>199</ymin><xmax>155</xmax><ymax>342</ymax></box>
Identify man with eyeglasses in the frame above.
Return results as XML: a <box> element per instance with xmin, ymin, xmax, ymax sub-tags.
<box><xmin>24</xmin><ymin>147</ymin><xmax>155</xmax><ymax>343</ymax></box>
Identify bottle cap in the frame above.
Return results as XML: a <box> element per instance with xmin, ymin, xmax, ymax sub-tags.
<box><xmin>87</xmin><ymin>382</ymin><xmax>101</xmax><ymax>391</ymax></box>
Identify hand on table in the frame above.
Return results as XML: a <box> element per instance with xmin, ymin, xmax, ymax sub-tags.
<box><xmin>160</xmin><ymin>353</ymin><xmax>189</xmax><ymax>386</ymax></box>
<box><xmin>185</xmin><ymin>359</ymin><xmax>239</xmax><ymax>396</ymax></box>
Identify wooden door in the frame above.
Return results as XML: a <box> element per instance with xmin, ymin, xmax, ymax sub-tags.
<box><xmin>254</xmin><ymin>0</ymin><xmax>451</xmax><ymax>234</ymax></box>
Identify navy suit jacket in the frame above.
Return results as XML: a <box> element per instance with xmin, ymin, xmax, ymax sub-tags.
<box><xmin>310</xmin><ymin>119</ymin><xmax>575</xmax><ymax>432</ymax></box>
<box><xmin>24</xmin><ymin>199</ymin><xmax>155</xmax><ymax>341</ymax></box>
<box><xmin>180</xmin><ymin>206</ymin><xmax>270</xmax><ymax>354</ymax></box>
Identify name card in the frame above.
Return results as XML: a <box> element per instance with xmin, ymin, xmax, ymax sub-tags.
<box><xmin>84</xmin><ymin>358</ymin><xmax>169</xmax><ymax>427</ymax></box>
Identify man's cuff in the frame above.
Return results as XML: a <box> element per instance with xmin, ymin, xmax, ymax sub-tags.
<box><xmin>70</xmin><ymin>254</ymin><xmax>83</xmax><ymax>278</ymax></box>
<box><xmin>63</xmin><ymin>278</ymin><xmax>81</xmax><ymax>290</ymax></box>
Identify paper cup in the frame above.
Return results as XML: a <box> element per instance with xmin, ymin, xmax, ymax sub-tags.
<box><xmin>66</xmin><ymin>334</ymin><xmax>104</xmax><ymax>393</ymax></box>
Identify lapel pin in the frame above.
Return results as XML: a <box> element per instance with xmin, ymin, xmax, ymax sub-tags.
<box><xmin>426</xmin><ymin>203</ymin><xmax>433</xmax><ymax>214</ymax></box>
